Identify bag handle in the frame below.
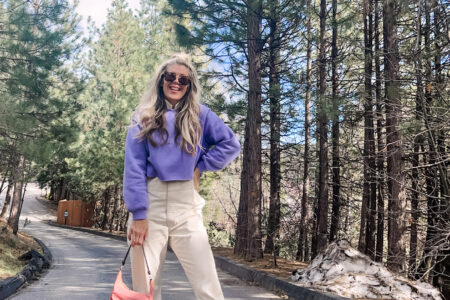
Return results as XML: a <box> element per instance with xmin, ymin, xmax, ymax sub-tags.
<box><xmin>121</xmin><ymin>245</ymin><xmax>151</xmax><ymax>278</ymax></box>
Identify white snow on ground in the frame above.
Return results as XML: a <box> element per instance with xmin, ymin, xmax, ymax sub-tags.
<box><xmin>291</xmin><ymin>240</ymin><xmax>442</xmax><ymax>300</ymax></box>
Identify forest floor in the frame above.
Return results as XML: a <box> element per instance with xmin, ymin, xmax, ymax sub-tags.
<box><xmin>211</xmin><ymin>246</ymin><xmax>307</xmax><ymax>280</ymax></box>
<box><xmin>0</xmin><ymin>218</ymin><xmax>43</xmax><ymax>280</ymax></box>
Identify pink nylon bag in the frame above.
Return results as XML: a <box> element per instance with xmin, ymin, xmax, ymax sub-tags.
<box><xmin>110</xmin><ymin>245</ymin><xmax>154</xmax><ymax>300</ymax></box>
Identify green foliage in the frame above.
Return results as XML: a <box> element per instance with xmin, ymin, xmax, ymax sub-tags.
<box><xmin>207</xmin><ymin>221</ymin><xmax>233</xmax><ymax>247</ymax></box>
<box><xmin>51</xmin><ymin>0</ymin><xmax>186</xmax><ymax>200</ymax></box>
<box><xmin>0</xmin><ymin>0</ymin><xmax>83</xmax><ymax>175</ymax></box>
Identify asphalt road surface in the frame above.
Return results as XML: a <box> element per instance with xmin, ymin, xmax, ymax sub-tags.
<box><xmin>1</xmin><ymin>183</ymin><xmax>281</xmax><ymax>300</ymax></box>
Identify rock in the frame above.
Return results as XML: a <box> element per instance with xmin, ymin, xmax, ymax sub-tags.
<box><xmin>0</xmin><ymin>237</ymin><xmax>52</xmax><ymax>299</ymax></box>
<box><xmin>291</xmin><ymin>240</ymin><xmax>442</xmax><ymax>300</ymax></box>
<box><xmin>18</xmin><ymin>249</ymin><xmax>44</xmax><ymax>261</ymax></box>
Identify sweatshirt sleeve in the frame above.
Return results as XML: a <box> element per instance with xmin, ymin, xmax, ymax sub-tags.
<box><xmin>197</xmin><ymin>109</ymin><xmax>241</xmax><ymax>173</ymax></box>
<box><xmin>123</xmin><ymin>118</ymin><xmax>149</xmax><ymax>220</ymax></box>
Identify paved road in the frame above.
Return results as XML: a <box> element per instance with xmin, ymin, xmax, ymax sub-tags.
<box><xmin>1</xmin><ymin>183</ymin><xmax>281</xmax><ymax>300</ymax></box>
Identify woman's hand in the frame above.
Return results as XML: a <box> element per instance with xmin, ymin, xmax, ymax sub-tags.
<box><xmin>193</xmin><ymin>167</ymin><xmax>200</xmax><ymax>191</ymax></box>
<box><xmin>128</xmin><ymin>219</ymin><xmax>148</xmax><ymax>246</ymax></box>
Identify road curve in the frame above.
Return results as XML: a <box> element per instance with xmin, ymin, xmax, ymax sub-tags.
<box><xmin>1</xmin><ymin>183</ymin><xmax>280</xmax><ymax>300</ymax></box>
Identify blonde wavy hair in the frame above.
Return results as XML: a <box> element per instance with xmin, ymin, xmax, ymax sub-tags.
<box><xmin>135</xmin><ymin>53</ymin><xmax>202</xmax><ymax>155</ymax></box>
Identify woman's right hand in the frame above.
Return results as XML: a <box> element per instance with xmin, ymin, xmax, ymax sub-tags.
<box><xmin>128</xmin><ymin>219</ymin><xmax>148</xmax><ymax>246</ymax></box>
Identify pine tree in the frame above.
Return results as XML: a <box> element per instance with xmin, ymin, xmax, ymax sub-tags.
<box><xmin>296</xmin><ymin>0</ymin><xmax>313</xmax><ymax>262</ymax></box>
<box><xmin>0</xmin><ymin>0</ymin><xmax>82</xmax><ymax>233</ymax></box>
<box><xmin>72</xmin><ymin>0</ymin><xmax>150</xmax><ymax>229</ymax></box>
<box><xmin>383</xmin><ymin>0</ymin><xmax>406</xmax><ymax>273</ymax></box>
<box><xmin>314</xmin><ymin>0</ymin><xmax>329</xmax><ymax>257</ymax></box>
<box><xmin>328</xmin><ymin>0</ymin><xmax>341</xmax><ymax>244</ymax></box>
<box><xmin>264</xmin><ymin>0</ymin><xmax>282</xmax><ymax>258</ymax></box>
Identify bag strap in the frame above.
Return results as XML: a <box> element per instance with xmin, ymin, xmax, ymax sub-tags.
<box><xmin>121</xmin><ymin>244</ymin><xmax>151</xmax><ymax>277</ymax></box>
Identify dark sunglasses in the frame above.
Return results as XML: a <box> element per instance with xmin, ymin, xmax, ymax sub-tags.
<box><xmin>163</xmin><ymin>72</ymin><xmax>191</xmax><ymax>86</ymax></box>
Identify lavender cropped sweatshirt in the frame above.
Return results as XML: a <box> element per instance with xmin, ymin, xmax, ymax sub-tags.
<box><xmin>123</xmin><ymin>103</ymin><xmax>241</xmax><ymax>220</ymax></box>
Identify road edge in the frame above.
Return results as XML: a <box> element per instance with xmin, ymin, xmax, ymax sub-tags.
<box><xmin>0</xmin><ymin>237</ymin><xmax>52</xmax><ymax>300</ymax></box>
<box><xmin>45</xmin><ymin>220</ymin><xmax>346</xmax><ymax>300</ymax></box>
<box><xmin>213</xmin><ymin>255</ymin><xmax>346</xmax><ymax>300</ymax></box>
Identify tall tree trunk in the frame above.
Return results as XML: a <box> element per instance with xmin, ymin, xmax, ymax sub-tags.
<box><xmin>115</xmin><ymin>186</ymin><xmax>124</xmax><ymax>231</ymax></box>
<box><xmin>362</xmin><ymin>0</ymin><xmax>377</xmax><ymax>259</ymax></box>
<box><xmin>432</xmin><ymin>1</ymin><xmax>448</xmax><ymax>292</ymax></box>
<box><xmin>18</xmin><ymin>180</ymin><xmax>29</xmax><ymax>226</ymax></box>
<box><xmin>265</xmin><ymin>0</ymin><xmax>281</xmax><ymax>257</ymax></box>
<box><xmin>296</xmin><ymin>0</ymin><xmax>312</xmax><ymax>262</ymax></box>
<box><xmin>409</xmin><ymin>0</ymin><xmax>423</xmax><ymax>278</ymax></box>
<box><xmin>311</xmin><ymin>173</ymin><xmax>319</xmax><ymax>257</ymax></box>
<box><xmin>235</xmin><ymin>0</ymin><xmax>263</xmax><ymax>261</ymax></box>
<box><xmin>410</xmin><ymin>142</ymin><xmax>420</xmax><ymax>276</ymax></box>
<box><xmin>0</xmin><ymin>180</ymin><xmax>13</xmax><ymax>219</ymax></box>
<box><xmin>315</xmin><ymin>0</ymin><xmax>329</xmax><ymax>256</ymax></box>
<box><xmin>416</xmin><ymin>1</ymin><xmax>439</xmax><ymax>281</ymax></box>
<box><xmin>101</xmin><ymin>186</ymin><xmax>111</xmax><ymax>230</ymax></box>
<box><xmin>359</xmin><ymin>182</ymin><xmax>368</xmax><ymax>252</ymax></box>
<box><xmin>123</xmin><ymin>210</ymin><xmax>130</xmax><ymax>233</ymax></box>
<box><xmin>8</xmin><ymin>155</ymin><xmax>25</xmax><ymax>235</ymax></box>
<box><xmin>383</xmin><ymin>0</ymin><xmax>406</xmax><ymax>273</ymax></box>
<box><xmin>109</xmin><ymin>184</ymin><xmax>119</xmax><ymax>232</ymax></box>
<box><xmin>329</xmin><ymin>0</ymin><xmax>341</xmax><ymax>243</ymax></box>
<box><xmin>0</xmin><ymin>169</ymin><xmax>9</xmax><ymax>194</ymax></box>
<box><xmin>59</xmin><ymin>178</ymin><xmax>66</xmax><ymax>201</ymax></box>
<box><xmin>49</xmin><ymin>182</ymin><xmax>55</xmax><ymax>201</ymax></box>
<box><xmin>374</xmin><ymin>0</ymin><xmax>385</xmax><ymax>263</ymax></box>
<box><xmin>235</xmin><ymin>128</ymin><xmax>249</xmax><ymax>254</ymax></box>
<box><xmin>359</xmin><ymin>0</ymin><xmax>371</xmax><ymax>252</ymax></box>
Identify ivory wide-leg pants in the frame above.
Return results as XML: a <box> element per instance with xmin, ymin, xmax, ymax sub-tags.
<box><xmin>127</xmin><ymin>177</ymin><xmax>224</xmax><ymax>300</ymax></box>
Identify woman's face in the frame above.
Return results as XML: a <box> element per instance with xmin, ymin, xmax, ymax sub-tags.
<box><xmin>162</xmin><ymin>64</ymin><xmax>191</xmax><ymax>105</ymax></box>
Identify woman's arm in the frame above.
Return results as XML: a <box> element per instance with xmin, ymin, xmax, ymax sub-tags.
<box><xmin>197</xmin><ymin>109</ymin><xmax>241</xmax><ymax>173</ymax></box>
<box><xmin>123</xmin><ymin>119</ymin><xmax>149</xmax><ymax>221</ymax></box>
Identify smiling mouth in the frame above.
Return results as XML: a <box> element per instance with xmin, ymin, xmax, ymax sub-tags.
<box><xmin>169</xmin><ymin>85</ymin><xmax>181</xmax><ymax>92</ymax></box>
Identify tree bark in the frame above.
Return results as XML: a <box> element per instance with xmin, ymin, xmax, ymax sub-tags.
<box><xmin>49</xmin><ymin>182</ymin><xmax>55</xmax><ymax>201</ymax></box>
<box><xmin>0</xmin><ymin>180</ymin><xmax>13</xmax><ymax>219</ymax></box>
<box><xmin>8</xmin><ymin>155</ymin><xmax>25</xmax><ymax>235</ymax></box>
<box><xmin>109</xmin><ymin>184</ymin><xmax>119</xmax><ymax>232</ymax></box>
<box><xmin>383</xmin><ymin>0</ymin><xmax>407</xmax><ymax>273</ymax></box>
<box><xmin>265</xmin><ymin>0</ymin><xmax>282</xmax><ymax>257</ymax></box>
<box><xmin>315</xmin><ymin>0</ymin><xmax>329</xmax><ymax>256</ymax></box>
<box><xmin>409</xmin><ymin>0</ymin><xmax>423</xmax><ymax>278</ymax></box>
<box><xmin>296</xmin><ymin>0</ymin><xmax>312</xmax><ymax>262</ymax></box>
<box><xmin>431</xmin><ymin>1</ymin><xmax>448</xmax><ymax>291</ymax></box>
<box><xmin>101</xmin><ymin>186</ymin><xmax>111</xmax><ymax>230</ymax></box>
<box><xmin>374</xmin><ymin>0</ymin><xmax>384</xmax><ymax>264</ymax></box>
<box><xmin>0</xmin><ymin>169</ymin><xmax>9</xmax><ymax>194</ymax></box>
<box><xmin>115</xmin><ymin>186</ymin><xmax>125</xmax><ymax>231</ymax></box>
<box><xmin>235</xmin><ymin>0</ymin><xmax>263</xmax><ymax>261</ymax></box>
<box><xmin>329</xmin><ymin>0</ymin><xmax>341</xmax><ymax>243</ymax></box>
<box><xmin>362</xmin><ymin>0</ymin><xmax>377</xmax><ymax>259</ymax></box>
<box><xmin>416</xmin><ymin>1</ymin><xmax>439</xmax><ymax>281</ymax></box>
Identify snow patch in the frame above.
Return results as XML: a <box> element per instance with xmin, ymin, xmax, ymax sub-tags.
<box><xmin>291</xmin><ymin>240</ymin><xmax>442</xmax><ymax>300</ymax></box>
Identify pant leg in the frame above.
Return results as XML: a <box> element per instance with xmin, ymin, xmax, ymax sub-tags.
<box><xmin>128</xmin><ymin>220</ymin><xmax>168</xmax><ymax>300</ymax></box>
<box><xmin>129</xmin><ymin>177</ymin><xmax>169</xmax><ymax>300</ymax></box>
<box><xmin>168</xmin><ymin>188</ymin><xmax>224</xmax><ymax>300</ymax></box>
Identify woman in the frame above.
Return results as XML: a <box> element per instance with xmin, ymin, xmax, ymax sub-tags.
<box><xmin>123</xmin><ymin>53</ymin><xmax>240</xmax><ymax>300</ymax></box>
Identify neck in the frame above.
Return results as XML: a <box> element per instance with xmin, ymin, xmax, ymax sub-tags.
<box><xmin>166</xmin><ymin>99</ymin><xmax>179</xmax><ymax>109</ymax></box>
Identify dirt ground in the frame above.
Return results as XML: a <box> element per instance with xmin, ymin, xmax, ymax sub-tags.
<box><xmin>212</xmin><ymin>247</ymin><xmax>307</xmax><ymax>280</ymax></box>
<box><xmin>0</xmin><ymin>218</ymin><xmax>42</xmax><ymax>279</ymax></box>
